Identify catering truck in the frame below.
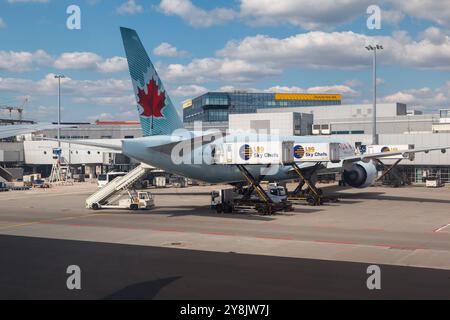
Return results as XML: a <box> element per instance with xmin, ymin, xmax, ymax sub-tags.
<box><xmin>292</xmin><ymin>142</ymin><xmax>351</xmax><ymax>163</ymax></box>
<box><xmin>211</xmin><ymin>184</ymin><xmax>293</xmax><ymax>214</ymax></box>
<box><xmin>212</xmin><ymin>141</ymin><xmax>295</xmax><ymax>165</ymax></box>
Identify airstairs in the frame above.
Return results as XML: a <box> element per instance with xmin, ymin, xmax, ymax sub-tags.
<box><xmin>0</xmin><ymin>166</ymin><xmax>13</xmax><ymax>182</ymax></box>
<box><xmin>86</xmin><ymin>163</ymin><xmax>152</xmax><ymax>209</ymax></box>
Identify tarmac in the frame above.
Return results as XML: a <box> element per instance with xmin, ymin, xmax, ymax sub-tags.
<box><xmin>1</xmin><ymin>182</ymin><xmax>450</xmax><ymax>299</ymax></box>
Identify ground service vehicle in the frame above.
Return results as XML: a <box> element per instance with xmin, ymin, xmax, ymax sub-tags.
<box><xmin>211</xmin><ymin>185</ymin><xmax>292</xmax><ymax>214</ymax></box>
<box><xmin>91</xmin><ymin>190</ymin><xmax>155</xmax><ymax>211</ymax></box>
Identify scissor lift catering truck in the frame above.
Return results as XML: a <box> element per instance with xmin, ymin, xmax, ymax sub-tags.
<box><xmin>211</xmin><ymin>141</ymin><xmax>295</xmax><ymax>215</ymax></box>
<box><xmin>212</xmin><ymin>141</ymin><xmax>351</xmax><ymax>208</ymax></box>
<box><xmin>211</xmin><ymin>184</ymin><xmax>292</xmax><ymax>214</ymax></box>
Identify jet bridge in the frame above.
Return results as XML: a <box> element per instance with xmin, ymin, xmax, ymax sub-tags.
<box><xmin>86</xmin><ymin>163</ymin><xmax>152</xmax><ymax>210</ymax></box>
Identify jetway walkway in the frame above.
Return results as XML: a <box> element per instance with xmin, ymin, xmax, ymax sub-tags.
<box><xmin>86</xmin><ymin>164</ymin><xmax>152</xmax><ymax>210</ymax></box>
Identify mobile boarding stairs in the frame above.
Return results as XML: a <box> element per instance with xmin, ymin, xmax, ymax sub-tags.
<box><xmin>86</xmin><ymin>164</ymin><xmax>153</xmax><ymax>210</ymax></box>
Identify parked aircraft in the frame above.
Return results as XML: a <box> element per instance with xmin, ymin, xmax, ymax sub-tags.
<box><xmin>45</xmin><ymin>27</ymin><xmax>450</xmax><ymax>189</ymax></box>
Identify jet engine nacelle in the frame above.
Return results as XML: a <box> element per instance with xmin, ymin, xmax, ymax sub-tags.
<box><xmin>343</xmin><ymin>161</ymin><xmax>378</xmax><ymax>188</ymax></box>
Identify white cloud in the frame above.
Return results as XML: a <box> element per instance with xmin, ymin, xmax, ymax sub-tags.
<box><xmin>392</xmin><ymin>0</ymin><xmax>450</xmax><ymax>27</ymax></box>
<box><xmin>96</xmin><ymin>56</ymin><xmax>128</xmax><ymax>73</ymax></box>
<box><xmin>0</xmin><ymin>51</ymin><xmax>43</xmax><ymax>72</ymax></box>
<box><xmin>91</xmin><ymin>95</ymin><xmax>135</xmax><ymax>106</ymax></box>
<box><xmin>153</xmin><ymin>43</ymin><xmax>188</xmax><ymax>57</ymax></box>
<box><xmin>264</xmin><ymin>86</ymin><xmax>304</xmax><ymax>93</ymax></box>
<box><xmin>0</xmin><ymin>74</ymin><xmax>132</xmax><ymax>100</ymax></box>
<box><xmin>217</xmin><ymin>30</ymin><xmax>450</xmax><ymax>73</ymax></box>
<box><xmin>87</xmin><ymin>110</ymin><xmax>137</xmax><ymax>121</ymax></box>
<box><xmin>53</xmin><ymin>52</ymin><xmax>103</xmax><ymax>70</ymax></box>
<box><xmin>158</xmin><ymin>0</ymin><xmax>237</xmax><ymax>27</ymax></box>
<box><xmin>0</xmin><ymin>18</ymin><xmax>6</xmax><ymax>29</ymax></box>
<box><xmin>160</xmin><ymin>57</ymin><xmax>280</xmax><ymax>84</ymax></box>
<box><xmin>419</xmin><ymin>27</ymin><xmax>447</xmax><ymax>45</ymax></box>
<box><xmin>171</xmin><ymin>84</ymin><xmax>208</xmax><ymax>97</ymax></box>
<box><xmin>154</xmin><ymin>29</ymin><xmax>450</xmax><ymax>88</ymax></box>
<box><xmin>382</xmin><ymin>9</ymin><xmax>405</xmax><ymax>26</ymax></box>
<box><xmin>53</xmin><ymin>52</ymin><xmax>128</xmax><ymax>73</ymax></box>
<box><xmin>306</xmin><ymin>85</ymin><xmax>359</xmax><ymax>96</ymax></box>
<box><xmin>0</xmin><ymin>50</ymin><xmax>127</xmax><ymax>73</ymax></box>
<box><xmin>264</xmin><ymin>84</ymin><xmax>359</xmax><ymax>97</ymax></box>
<box><xmin>155</xmin><ymin>0</ymin><xmax>450</xmax><ymax>30</ymax></box>
<box><xmin>382</xmin><ymin>82</ymin><xmax>450</xmax><ymax>112</ymax></box>
<box><xmin>240</xmin><ymin>0</ymin><xmax>372</xmax><ymax>29</ymax></box>
<box><xmin>116</xmin><ymin>0</ymin><xmax>143</xmax><ymax>15</ymax></box>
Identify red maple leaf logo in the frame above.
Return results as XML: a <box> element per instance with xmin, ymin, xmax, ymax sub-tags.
<box><xmin>137</xmin><ymin>78</ymin><xmax>166</xmax><ymax>118</ymax></box>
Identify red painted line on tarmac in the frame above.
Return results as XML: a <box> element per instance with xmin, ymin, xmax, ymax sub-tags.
<box><xmin>315</xmin><ymin>239</ymin><xmax>426</xmax><ymax>251</ymax></box>
<box><xmin>41</xmin><ymin>221</ymin><xmax>142</xmax><ymax>231</ymax></box>
<box><xmin>156</xmin><ymin>229</ymin><xmax>185</xmax><ymax>233</ymax></box>
<box><xmin>363</xmin><ymin>228</ymin><xmax>385</xmax><ymax>232</ymax></box>
<box><xmin>255</xmin><ymin>235</ymin><xmax>293</xmax><ymax>241</ymax></box>
<box><xmin>315</xmin><ymin>239</ymin><xmax>356</xmax><ymax>245</ymax></box>
<box><xmin>201</xmin><ymin>232</ymin><xmax>236</xmax><ymax>236</ymax></box>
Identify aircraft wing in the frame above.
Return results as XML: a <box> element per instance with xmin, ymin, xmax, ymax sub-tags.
<box><xmin>342</xmin><ymin>146</ymin><xmax>450</xmax><ymax>163</ymax></box>
<box><xmin>0</xmin><ymin>123</ymin><xmax>70</xmax><ymax>139</ymax></box>
<box><xmin>40</xmin><ymin>137</ymin><xmax>123</xmax><ymax>151</ymax></box>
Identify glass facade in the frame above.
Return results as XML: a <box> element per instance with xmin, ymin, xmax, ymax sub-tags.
<box><xmin>183</xmin><ymin>92</ymin><xmax>341</xmax><ymax>123</ymax></box>
<box><xmin>403</xmin><ymin>166</ymin><xmax>450</xmax><ymax>183</ymax></box>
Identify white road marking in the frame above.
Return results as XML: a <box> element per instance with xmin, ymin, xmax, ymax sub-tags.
<box><xmin>434</xmin><ymin>224</ymin><xmax>450</xmax><ymax>233</ymax></box>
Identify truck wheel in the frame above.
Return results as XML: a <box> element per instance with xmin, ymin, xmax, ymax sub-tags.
<box><xmin>224</xmin><ymin>204</ymin><xmax>233</xmax><ymax>214</ymax></box>
<box><xmin>92</xmin><ymin>203</ymin><xmax>100</xmax><ymax>211</ymax></box>
<box><xmin>130</xmin><ymin>204</ymin><xmax>139</xmax><ymax>211</ymax></box>
<box><xmin>306</xmin><ymin>196</ymin><xmax>317</xmax><ymax>206</ymax></box>
<box><xmin>216</xmin><ymin>205</ymin><xmax>223</xmax><ymax>214</ymax></box>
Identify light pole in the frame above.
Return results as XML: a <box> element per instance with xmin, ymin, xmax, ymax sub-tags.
<box><xmin>54</xmin><ymin>75</ymin><xmax>65</xmax><ymax>148</ymax></box>
<box><xmin>366</xmin><ymin>44</ymin><xmax>383</xmax><ymax>146</ymax></box>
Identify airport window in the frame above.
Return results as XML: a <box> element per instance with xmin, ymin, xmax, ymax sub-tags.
<box><xmin>440</xmin><ymin>110</ymin><xmax>450</xmax><ymax>118</ymax></box>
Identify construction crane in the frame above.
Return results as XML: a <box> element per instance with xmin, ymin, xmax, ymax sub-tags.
<box><xmin>0</xmin><ymin>98</ymin><xmax>27</xmax><ymax>121</ymax></box>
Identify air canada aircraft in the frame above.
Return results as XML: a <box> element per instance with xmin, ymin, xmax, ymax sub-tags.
<box><xmin>47</xmin><ymin>27</ymin><xmax>450</xmax><ymax>189</ymax></box>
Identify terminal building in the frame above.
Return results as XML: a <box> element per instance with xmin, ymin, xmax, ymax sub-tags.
<box><xmin>0</xmin><ymin>121</ymin><xmax>143</xmax><ymax>181</ymax></box>
<box><xmin>183</xmin><ymin>92</ymin><xmax>342</xmax><ymax>132</ymax></box>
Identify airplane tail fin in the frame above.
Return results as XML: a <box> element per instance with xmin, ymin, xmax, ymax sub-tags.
<box><xmin>120</xmin><ymin>27</ymin><xmax>184</xmax><ymax>137</ymax></box>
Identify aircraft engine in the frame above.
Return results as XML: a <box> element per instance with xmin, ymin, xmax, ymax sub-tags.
<box><xmin>343</xmin><ymin>161</ymin><xmax>378</xmax><ymax>188</ymax></box>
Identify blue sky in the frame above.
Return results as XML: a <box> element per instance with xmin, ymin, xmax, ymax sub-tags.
<box><xmin>1</xmin><ymin>0</ymin><xmax>450</xmax><ymax>122</ymax></box>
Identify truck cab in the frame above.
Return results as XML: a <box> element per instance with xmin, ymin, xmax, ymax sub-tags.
<box><xmin>267</xmin><ymin>184</ymin><xmax>288</xmax><ymax>203</ymax></box>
